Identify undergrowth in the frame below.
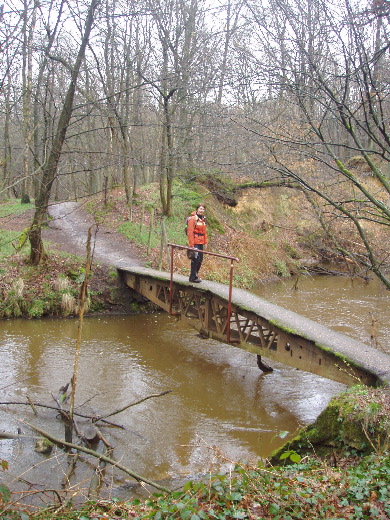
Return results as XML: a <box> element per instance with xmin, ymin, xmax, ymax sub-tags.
<box><xmin>1</xmin><ymin>452</ymin><xmax>389</xmax><ymax>519</ymax></box>
<box><xmin>86</xmin><ymin>181</ymin><xmax>309</xmax><ymax>288</ymax></box>
<box><xmin>0</xmin><ymin>249</ymin><xmax>123</xmax><ymax>318</ymax></box>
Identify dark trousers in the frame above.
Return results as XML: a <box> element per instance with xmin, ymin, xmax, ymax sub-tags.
<box><xmin>190</xmin><ymin>244</ymin><xmax>204</xmax><ymax>280</ymax></box>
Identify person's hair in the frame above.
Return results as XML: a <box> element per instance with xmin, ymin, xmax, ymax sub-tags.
<box><xmin>196</xmin><ymin>203</ymin><xmax>206</xmax><ymax>209</ymax></box>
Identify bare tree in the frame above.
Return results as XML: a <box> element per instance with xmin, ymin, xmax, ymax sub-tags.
<box><xmin>21</xmin><ymin>0</ymin><xmax>38</xmax><ymax>200</ymax></box>
<box><xmin>29</xmin><ymin>0</ymin><xmax>100</xmax><ymax>265</ymax></box>
<box><xmin>239</xmin><ymin>0</ymin><xmax>390</xmax><ymax>288</ymax></box>
<box><xmin>142</xmin><ymin>0</ymin><xmax>217</xmax><ymax>216</ymax></box>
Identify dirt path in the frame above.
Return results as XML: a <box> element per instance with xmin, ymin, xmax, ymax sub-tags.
<box><xmin>45</xmin><ymin>201</ymin><xmax>144</xmax><ymax>267</ymax></box>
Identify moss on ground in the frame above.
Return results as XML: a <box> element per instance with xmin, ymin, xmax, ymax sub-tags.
<box><xmin>269</xmin><ymin>385</ymin><xmax>390</xmax><ymax>465</ymax></box>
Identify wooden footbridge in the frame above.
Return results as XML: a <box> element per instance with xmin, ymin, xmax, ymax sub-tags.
<box><xmin>117</xmin><ymin>264</ymin><xmax>390</xmax><ymax>388</ymax></box>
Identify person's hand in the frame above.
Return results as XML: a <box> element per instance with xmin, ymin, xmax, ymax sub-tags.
<box><xmin>187</xmin><ymin>249</ymin><xmax>196</xmax><ymax>259</ymax></box>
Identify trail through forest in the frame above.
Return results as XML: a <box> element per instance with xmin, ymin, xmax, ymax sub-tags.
<box><xmin>46</xmin><ymin>201</ymin><xmax>143</xmax><ymax>268</ymax></box>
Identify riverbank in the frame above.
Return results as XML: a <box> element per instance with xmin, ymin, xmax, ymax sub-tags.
<box><xmin>1</xmin><ymin>180</ymin><xmax>377</xmax><ymax>320</ymax></box>
<box><xmin>0</xmin><ymin>199</ymin><xmax>151</xmax><ymax>319</ymax></box>
<box><xmin>1</xmin><ymin>384</ymin><xmax>389</xmax><ymax>519</ymax></box>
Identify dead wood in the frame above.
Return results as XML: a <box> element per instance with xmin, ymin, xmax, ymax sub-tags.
<box><xmin>92</xmin><ymin>389</ymin><xmax>172</xmax><ymax>422</ymax></box>
<box><xmin>61</xmin><ymin>452</ymin><xmax>80</xmax><ymax>488</ymax></box>
<box><xmin>0</xmin><ymin>432</ymin><xmax>40</xmax><ymax>440</ymax></box>
<box><xmin>24</xmin><ymin>421</ymin><xmax>172</xmax><ymax>493</ymax></box>
<box><xmin>0</xmin><ymin>401</ymin><xmax>125</xmax><ymax>428</ymax></box>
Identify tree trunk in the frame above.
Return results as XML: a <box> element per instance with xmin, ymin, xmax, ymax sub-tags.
<box><xmin>21</xmin><ymin>0</ymin><xmax>37</xmax><ymax>200</ymax></box>
<box><xmin>29</xmin><ymin>0</ymin><xmax>100</xmax><ymax>265</ymax></box>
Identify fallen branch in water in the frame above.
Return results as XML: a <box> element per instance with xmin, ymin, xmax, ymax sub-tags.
<box><xmin>0</xmin><ymin>432</ymin><xmax>40</xmax><ymax>440</ymax></box>
<box><xmin>93</xmin><ymin>390</ymin><xmax>172</xmax><ymax>422</ymax></box>
<box><xmin>0</xmin><ymin>401</ymin><xmax>125</xmax><ymax>429</ymax></box>
<box><xmin>24</xmin><ymin>421</ymin><xmax>172</xmax><ymax>493</ymax></box>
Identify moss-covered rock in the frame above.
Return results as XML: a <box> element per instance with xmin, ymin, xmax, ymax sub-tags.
<box><xmin>35</xmin><ymin>437</ymin><xmax>54</xmax><ymax>454</ymax></box>
<box><xmin>269</xmin><ymin>385</ymin><xmax>390</xmax><ymax>466</ymax></box>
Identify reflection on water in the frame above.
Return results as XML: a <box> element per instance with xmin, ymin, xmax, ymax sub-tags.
<box><xmin>253</xmin><ymin>275</ymin><xmax>390</xmax><ymax>352</ymax></box>
<box><xmin>0</xmin><ymin>310</ymin><xmax>346</xmax><ymax>498</ymax></box>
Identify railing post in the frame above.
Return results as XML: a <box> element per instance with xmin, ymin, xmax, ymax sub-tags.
<box><xmin>169</xmin><ymin>246</ymin><xmax>175</xmax><ymax>314</ymax></box>
<box><xmin>227</xmin><ymin>259</ymin><xmax>234</xmax><ymax>343</ymax></box>
<box><xmin>167</xmin><ymin>244</ymin><xmax>239</xmax><ymax>341</ymax></box>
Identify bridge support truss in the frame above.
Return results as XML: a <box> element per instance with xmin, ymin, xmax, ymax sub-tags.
<box><xmin>119</xmin><ymin>269</ymin><xmax>380</xmax><ymax>387</ymax></box>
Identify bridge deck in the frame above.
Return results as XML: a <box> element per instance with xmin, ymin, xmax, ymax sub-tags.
<box><xmin>118</xmin><ymin>265</ymin><xmax>390</xmax><ymax>387</ymax></box>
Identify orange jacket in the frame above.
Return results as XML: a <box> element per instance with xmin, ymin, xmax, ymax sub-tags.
<box><xmin>187</xmin><ymin>211</ymin><xmax>208</xmax><ymax>248</ymax></box>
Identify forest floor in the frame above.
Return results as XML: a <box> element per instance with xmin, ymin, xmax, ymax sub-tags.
<box><xmin>0</xmin><ymin>199</ymin><xmax>151</xmax><ymax>317</ymax></box>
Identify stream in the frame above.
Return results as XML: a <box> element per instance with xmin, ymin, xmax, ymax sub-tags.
<box><xmin>1</xmin><ymin>274</ymin><xmax>388</xmax><ymax>502</ymax></box>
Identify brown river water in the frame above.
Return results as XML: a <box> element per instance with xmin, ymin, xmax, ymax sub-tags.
<box><xmin>0</xmin><ymin>275</ymin><xmax>389</xmax><ymax>502</ymax></box>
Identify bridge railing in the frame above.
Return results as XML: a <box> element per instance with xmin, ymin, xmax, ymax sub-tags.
<box><xmin>167</xmin><ymin>243</ymin><xmax>239</xmax><ymax>342</ymax></box>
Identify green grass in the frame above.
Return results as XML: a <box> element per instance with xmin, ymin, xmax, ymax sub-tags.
<box><xmin>118</xmin><ymin>180</ymin><xmax>224</xmax><ymax>249</ymax></box>
<box><xmin>0</xmin><ymin>199</ymin><xmax>34</xmax><ymax>217</ymax></box>
<box><xmin>83</xmin><ymin>180</ymin><xmax>206</xmax><ymax>249</ymax></box>
<box><xmin>0</xmin><ymin>230</ymin><xmax>28</xmax><ymax>258</ymax></box>
<box><xmin>0</xmin><ymin>199</ymin><xmax>33</xmax><ymax>257</ymax></box>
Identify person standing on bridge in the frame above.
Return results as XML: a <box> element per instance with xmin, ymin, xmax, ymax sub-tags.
<box><xmin>187</xmin><ymin>203</ymin><xmax>208</xmax><ymax>283</ymax></box>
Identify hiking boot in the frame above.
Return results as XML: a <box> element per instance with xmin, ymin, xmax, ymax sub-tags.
<box><xmin>189</xmin><ymin>277</ymin><xmax>202</xmax><ymax>283</ymax></box>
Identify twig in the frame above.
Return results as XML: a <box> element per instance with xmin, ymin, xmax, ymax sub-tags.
<box><xmin>26</xmin><ymin>395</ymin><xmax>38</xmax><ymax>415</ymax></box>
<box><xmin>93</xmin><ymin>390</ymin><xmax>172</xmax><ymax>422</ymax></box>
<box><xmin>0</xmin><ymin>376</ymin><xmax>35</xmax><ymax>391</ymax></box>
<box><xmin>61</xmin><ymin>452</ymin><xmax>80</xmax><ymax>488</ymax></box>
<box><xmin>0</xmin><ymin>432</ymin><xmax>40</xmax><ymax>440</ymax></box>
<box><xmin>24</xmin><ymin>422</ymin><xmax>172</xmax><ymax>493</ymax></box>
<box><xmin>97</xmin><ymin>429</ymin><xmax>112</xmax><ymax>448</ymax></box>
<box><xmin>51</xmin><ymin>393</ymin><xmax>70</xmax><ymax>420</ymax></box>
<box><xmin>0</xmin><ymin>401</ymin><xmax>125</xmax><ymax>429</ymax></box>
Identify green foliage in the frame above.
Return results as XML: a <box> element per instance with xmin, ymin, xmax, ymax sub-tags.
<box><xmin>26</xmin><ymin>299</ymin><xmax>46</xmax><ymax>318</ymax></box>
<box><xmin>0</xmin><ymin>230</ymin><xmax>29</xmax><ymax>258</ymax></box>
<box><xmin>233</xmin><ymin>265</ymin><xmax>255</xmax><ymax>289</ymax></box>
<box><xmin>0</xmin><ymin>199</ymin><xmax>34</xmax><ymax>218</ymax></box>
<box><xmin>279</xmin><ymin>449</ymin><xmax>302</xmax><ymax>463</ymax></box>
<box><xmin>0</xmin><ymin>483</ymin><xmax>11</xmax><ymax>503</ymax></box>
<box><xmin>119</xmin><ymin>220</ymin><xmax>161</xmax><ymax>248</ymax></box>
<box><xmin>274</xmin><ymin>259</ymin><xmax>290</xmax><ymax>278</ymax></box>
<box><xmin>108</xmin><ymin>267</ymin><xmax>118</xmax><ymax>279</ymax></box>
<box><xmin>19</xmin><ymin>451</ymin><xmax>388</xmax><ymax>520</ymax></box>
<box><xmin>118</xmin><ymin>181</ymin><xmax>224</xmax><ymax>249</ymax></box>
<box><xmin>283</xmin><ymin>242</ymin><xmax>300</xmax><ymax>259</ymax></box>
<box><xmin>172</xmin><ymin>181</ymin><xmax>203</xmax><ymax>208</ymax></box>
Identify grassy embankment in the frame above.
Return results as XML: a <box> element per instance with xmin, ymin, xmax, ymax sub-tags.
<box><xmin>0</xmin><ymin>199</ymin><xmax>139</xmax><ymax>318</ymax></box>
<box><xmin>0</xmin><ymin>180</ymin><xmax>315</xmax><ymax>318</ymax></box>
